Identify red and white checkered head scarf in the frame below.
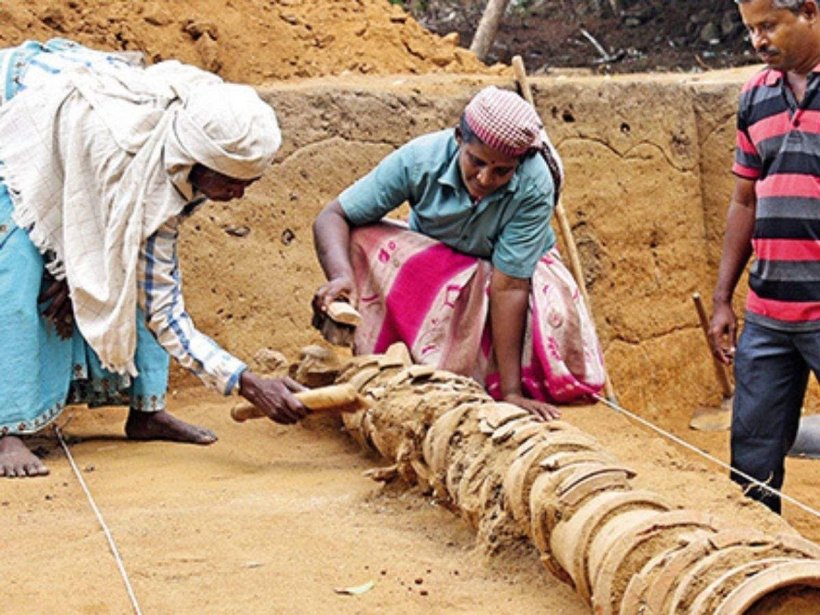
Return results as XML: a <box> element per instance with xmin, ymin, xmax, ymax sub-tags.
<box><xmin>463</xmin><ymin>86</ymin><xmax>564</xmax><ymax>190</ymax></box>
<box><xmin>464</xmin><ymin>86</ymin><xmax>542</xmax><ymax>157</ymax></box>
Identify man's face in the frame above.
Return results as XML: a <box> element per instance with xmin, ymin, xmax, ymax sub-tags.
<box><xmin>188</xmin><ymin>164</ymin><xmax>260</xmax><ymax>202</ymax></box>
<box><xmin>739</xmin><ymin>0</ymin><xmax>819</xmax><ymax>72</ymax></box>
<box><xmin>456</xmin><ymin>132</ymin><xmax>519</xmax><ymax>201</ymax></box>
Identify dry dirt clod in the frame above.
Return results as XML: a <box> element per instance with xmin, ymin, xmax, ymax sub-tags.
<box><xmin>182</xmin><ymin>19</ymin><xmax>218</xmax><ymax>41</ymax></box>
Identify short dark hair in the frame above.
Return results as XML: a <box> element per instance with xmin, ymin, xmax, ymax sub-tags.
<box><xmin>458</xmin><ymin>113</ymin><xmax>483</xmax><ymax>148</ymax></box>
<box><xmin>735</xmin><ymin>0</ymin><xmax>806</xmax><ymax>11</ymax></box>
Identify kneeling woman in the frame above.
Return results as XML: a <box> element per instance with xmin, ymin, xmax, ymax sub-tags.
<box><xmin>312</xmin><ymin>86</ymin><xmax>605</xmax><ymax>420</ymax></box>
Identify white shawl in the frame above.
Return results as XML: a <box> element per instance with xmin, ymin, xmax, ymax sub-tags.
<box><xmin>0</xmin><ymin>61</ymin><xmax>281</xmax><ymax>375</ymax></box>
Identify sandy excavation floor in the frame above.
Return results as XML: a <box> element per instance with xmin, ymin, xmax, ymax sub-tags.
<box><xmin>3</xmin><ymin>385</ymin><xmax>815</xmax><ymax>614</ymax></box>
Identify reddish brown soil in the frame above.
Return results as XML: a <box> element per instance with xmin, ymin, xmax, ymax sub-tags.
<box><xmin>0</xmin><ymin>0</ymin><xmax>498</xmax><ymax>83</ymax></box>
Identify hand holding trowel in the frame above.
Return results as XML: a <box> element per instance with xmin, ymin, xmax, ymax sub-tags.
<box><xmin>311</xmin><ymin>299</ymin><xmax>362</xmax><ymax>347</ymax></box>
<box><xmin>690</xmin><ymin>293</ymin><xmax>820</xmax><ymax>456</ymax></box>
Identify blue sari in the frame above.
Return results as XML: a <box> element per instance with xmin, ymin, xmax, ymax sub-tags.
<box><xmin>0</xmin><ymin>40</ymin><xmax>169</xmax><ymax>436</ymax></box>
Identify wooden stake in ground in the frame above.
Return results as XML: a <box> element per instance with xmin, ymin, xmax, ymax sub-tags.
<box><xmin>511</xmin><ymin>55</ymin><xmax>617</xmax><ymax>403</ymax></box>
<box><xmin>692</xmin><ymin>292</ymin><xmax>733</xmax><ymax>398</ymax></box>
<box><xmin>689</xmin><ymin>292</ymin><xmax>733</xmax><ymax>431</ymax></box>
<box><xmin>469</xmin><ymin>0</ymin><xmax>512</xmax><ymax>61</ymax></box>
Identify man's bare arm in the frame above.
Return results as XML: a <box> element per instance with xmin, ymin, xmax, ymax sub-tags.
<box><xmin>709</xmin><ymin>176</ymin><xmax>757</xmax><ymax>364</ymax></box>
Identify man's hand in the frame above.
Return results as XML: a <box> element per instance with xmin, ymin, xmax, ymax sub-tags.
<box><xmin>708</xmin><ymin>178</ymin><xmax>755</xmax><ymax>366</ymax></box>
<box><xmin>709</xmin><ymin>301</ymin><xmax>737</xmax><ymax>365</ymax></box>
<box><xmin>239</xmin><ymin>371</ymin><xmax>309</xmax><ymax>425</ymax></box>
<box><xmin>503</xmin><ymin>392</ymin><xmax>561</xmax><ymax>421</ymax></box>
<box><xmin>312</xmin><ymin>276</ymin><xmax>356</xmax><ymax>315</ymax></box>
<box><xmin>38</xmin><ymin>275</ymin><xmax>74</xmax><ymax>339</ymax></box>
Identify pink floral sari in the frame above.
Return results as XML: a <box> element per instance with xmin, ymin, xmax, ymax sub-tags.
<box><xmin>350</xmin><ymin>222</ymin><xmax>606</xmax><ymax>403</ymax></box>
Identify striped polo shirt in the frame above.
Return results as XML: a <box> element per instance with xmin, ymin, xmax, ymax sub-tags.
<box><xmin>733</xmin><ymin>65</ymin><xmax>820</xmax><ymax>329</ymax></box>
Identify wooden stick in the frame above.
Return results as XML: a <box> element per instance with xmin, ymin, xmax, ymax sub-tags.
<box><xmin>607</xmin><ymin>0</ymin><xmax>622</xmax><ymax>15</ymax></box>
<box><xmin>511</xmin><ymin>55</ymin><xmax>617</xmax><ymax>403</ymax></box>
<box><xmin>511</xmin><ymin>56</ymin><xmax>589</xmax><ymax>310</ymax></box>
<box><xmin>691</xmin><ymin>293</ymin><xmax>733</xmax><ymax>399</ymax></box>
<box><xmin>579</xmin><ymin>28</ymin><xmax>614</xmax><ymax>63</ymax></box>
<box><xmin>231</xmin><ymin>383</ymin><xmax>367</xmax><ymax>422</ymax></box>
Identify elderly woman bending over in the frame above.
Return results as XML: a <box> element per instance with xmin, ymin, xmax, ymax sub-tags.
<box><xmin>313</xmin><ymin>86</ymin><xmax>605</xmax><ymax>420</ymax></box>
<box><xmin>0</xmin><ymin>40</ymin><xmax>307</xmax><ymax>479</ymax></box>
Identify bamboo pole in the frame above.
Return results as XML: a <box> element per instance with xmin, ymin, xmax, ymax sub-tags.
<box><xmin>511</xmin><ymin>55</ymin><xmax>617</xmax><ymax>402</ymax></box>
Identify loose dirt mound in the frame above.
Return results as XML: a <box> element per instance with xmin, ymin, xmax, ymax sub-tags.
<box><xmin>0</xmin><ymin>0</ymin><xmax>497</xmax><ymax>83</ymax></box>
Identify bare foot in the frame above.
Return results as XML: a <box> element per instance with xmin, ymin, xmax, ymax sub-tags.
<box><xmin>125</xmin><ymin>410</ymin><xmax>217</xmax><ymax>445</ymax></box>
<box><xmin>0</xmin><ymin>436</ymin><xmax>49</xmax><ymax>478</ymax></box>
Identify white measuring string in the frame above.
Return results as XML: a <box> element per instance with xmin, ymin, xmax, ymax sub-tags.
<box><xmin>55</xmin><ymin>426</ymin><xmax>144</xmax><ymax>615</ymax></box>
<box><xmin>593</xmin><ymin>394</ymin><xmax>820</xmax><ymax>519</ymax></box>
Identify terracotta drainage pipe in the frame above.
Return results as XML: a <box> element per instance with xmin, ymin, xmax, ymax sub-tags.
<box><xmin>301</xmin><ymin>344</ymin><xmax>820</xmax><ymax>614</ymax></box>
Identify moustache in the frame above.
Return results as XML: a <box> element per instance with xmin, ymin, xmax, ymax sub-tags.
<box><xmin>757</xmin><ymin>47</ymin><xmax>779</xmax><ymax>60</ymax></box>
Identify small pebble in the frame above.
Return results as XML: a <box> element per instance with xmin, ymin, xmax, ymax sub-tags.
<box><xmin>414</xmin><ymin>578</ymin><xmax>423</xmax><ymax>585</ymax></box>
<box><xmin>420</xmin><ymin>590</ymin><xmax>429</xmax><ymax>597</ymax></box>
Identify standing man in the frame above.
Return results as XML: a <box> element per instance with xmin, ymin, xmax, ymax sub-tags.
<box><xmin>709</xmin><ymin>0</ymin><xmax>820</xmax><ymax>512</ymax></box>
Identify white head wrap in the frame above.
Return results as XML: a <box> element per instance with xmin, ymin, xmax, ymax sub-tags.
<box><xmin>170</xmin><ymin>82</ymin><xmax>281</xmax><ymax>181</ymax></box>
<box><xmin>0</xmin><ymin>61</ymin><xmax>282</xmax><ymax>375</ymax></box>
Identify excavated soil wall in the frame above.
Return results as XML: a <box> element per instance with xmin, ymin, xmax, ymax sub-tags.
<box><xmin>176</xmin><ymin>69</ymin><xmax>818</xmax><ymax>422</ymax></box>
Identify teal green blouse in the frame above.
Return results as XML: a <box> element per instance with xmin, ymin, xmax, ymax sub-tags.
<box><xmin>339</xmin><ymin>129</ymin><xmax>556</xmax><ymax>279</ymax></box>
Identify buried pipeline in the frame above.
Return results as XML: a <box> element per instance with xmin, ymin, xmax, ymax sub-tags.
<box><xmin>288</xmin><ymin>343</ymin><xmax>820</xmax><ymax>614</ymax></box>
